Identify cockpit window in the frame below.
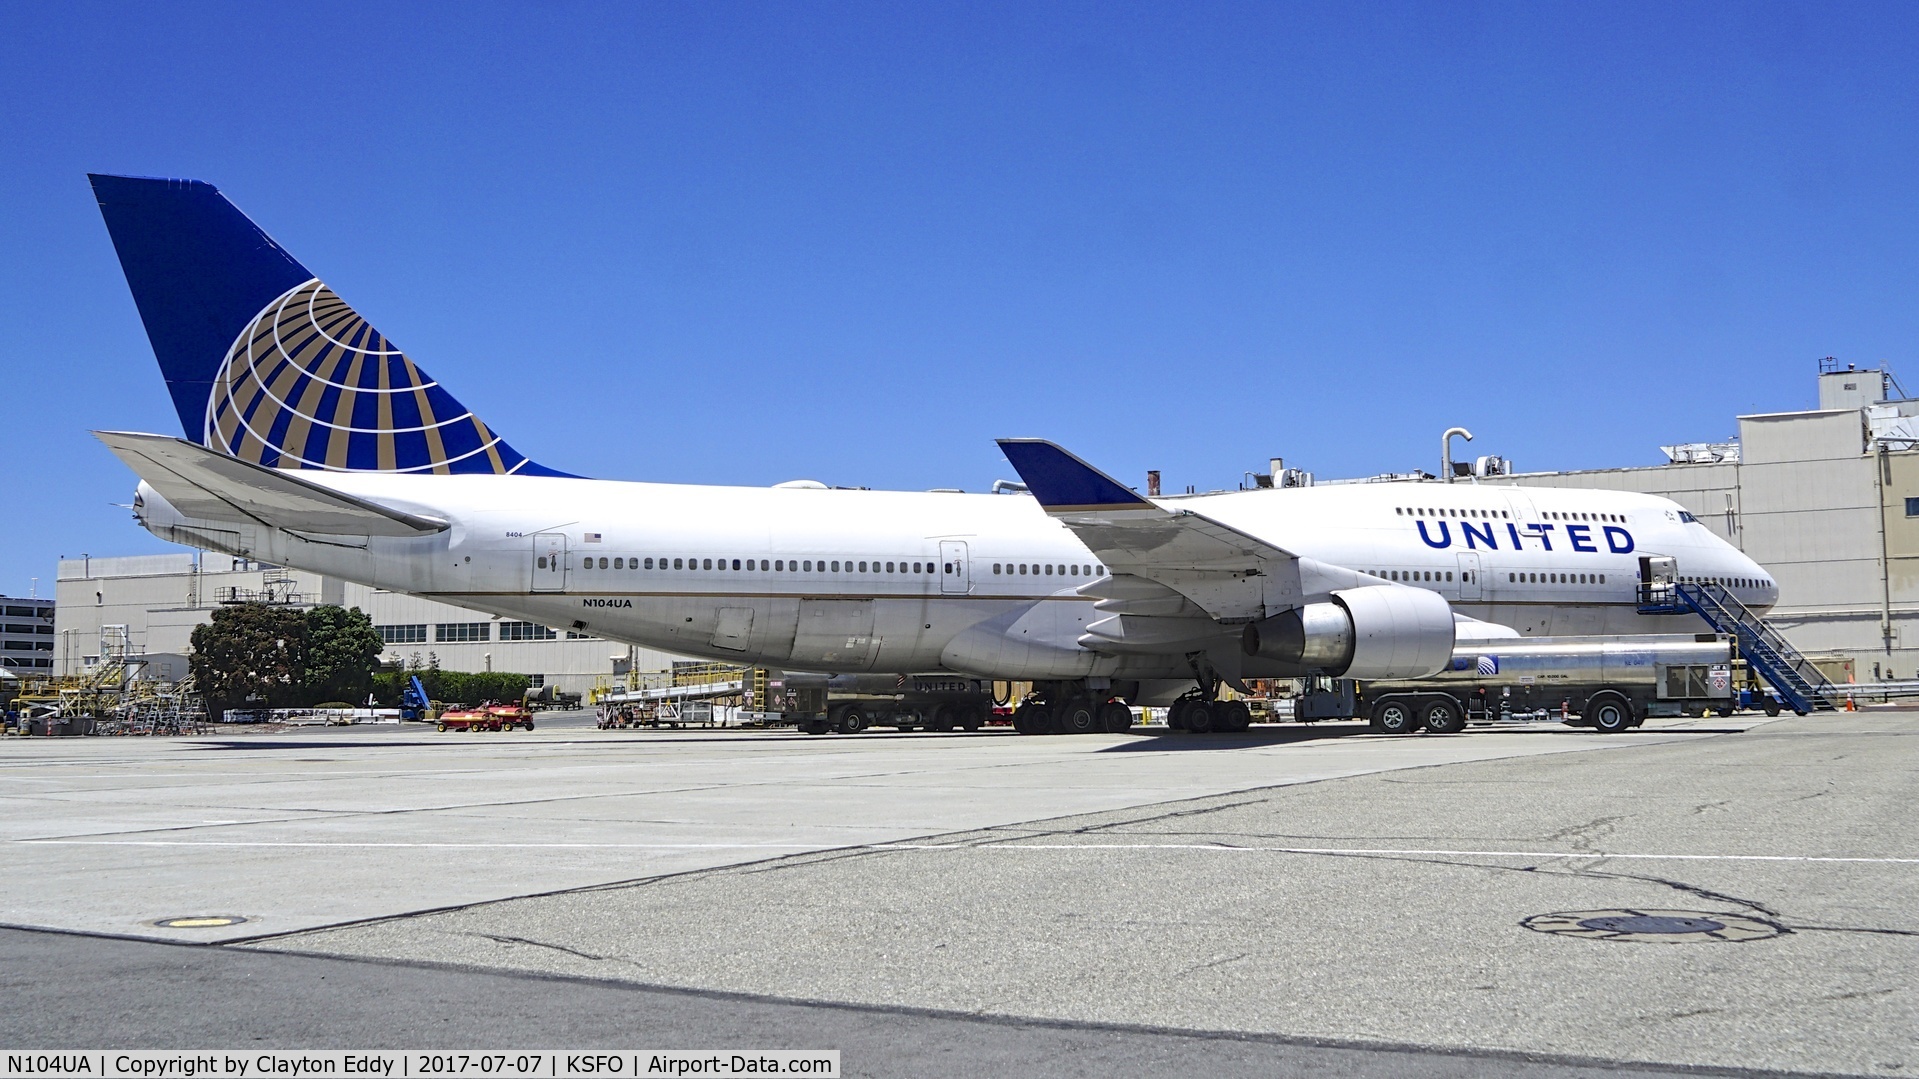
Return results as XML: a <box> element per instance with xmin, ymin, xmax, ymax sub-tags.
<box><xmin>1678</xmin><ymin>511</ymin><xmax>1697</xmax><ymax>523</ymax></box>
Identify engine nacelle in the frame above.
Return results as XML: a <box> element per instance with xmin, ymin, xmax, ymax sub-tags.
<box><xmin>1242</xmin><ymin>584</ymin><xmax>1456</xmax><ymax>679</ymax></box>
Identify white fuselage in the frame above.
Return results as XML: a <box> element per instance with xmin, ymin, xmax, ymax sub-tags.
<box><xmin>135</xmin><ymin>472</ymin><xmax>1775</xmax><ymax>681</ymax></box>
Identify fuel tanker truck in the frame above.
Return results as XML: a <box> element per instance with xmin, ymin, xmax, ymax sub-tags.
<box><xmin>1287</xmin><ymin>632</ymin><xmax>1746</xmax><ymax>735</ymax></box>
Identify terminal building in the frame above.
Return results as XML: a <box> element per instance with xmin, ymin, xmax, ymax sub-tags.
<box><xmin>52</xmin><ymin>555</ymin><xmax>683</xmax><ymax>695</ymax></box>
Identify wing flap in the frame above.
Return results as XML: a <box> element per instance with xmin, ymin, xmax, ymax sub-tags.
<box><xmin>95</xmin><ymin>431</ymin><xmax>446</xmax><ymax>537</ymax></box>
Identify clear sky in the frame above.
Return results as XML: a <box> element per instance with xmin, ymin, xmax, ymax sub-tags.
<box><xmin>4</xmin><ymin>2</ymin><xmax>1917</xmax><ymax>597</ymax></box>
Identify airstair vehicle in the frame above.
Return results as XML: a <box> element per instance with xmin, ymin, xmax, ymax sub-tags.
<box><xmin>1636</xmin><ymin>556</ymin><xmax>1837</xmax><ymax>714</ymax></box>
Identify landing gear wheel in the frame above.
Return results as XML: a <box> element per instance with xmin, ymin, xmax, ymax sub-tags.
<box><xmin>1013</xmin><ymin>700</ymin><xmax>1052</xmax><ymax>735</ymax></box>
<box><xmin>1373</xmin><ymin>698</ymin><xmax>1420</xmax><ymax>735</ymax></box>
<box><xmin>1183</xmin><ymin>700</ymin><xmax>1216</xmax><ymax>733</ymax></box>
<box><xmin>1420</xmin><ymin>697</ymin><xmax>1466</xmax><ymax>735</ymax></box>
<box><xmin>1100</xmin><ymin>701</ymin><xmax>1134</xmax><ymax>733</ymax></box>
<box><xmin>1166</xmin><ymin>699</ymin><xmax>1191</xmax><ymax>731</ymax></box>
<box><xmin>832</xmin><ymin>704</ymin><xmax>867</xmax><ymax>735</ymax></box>
<box><xmin>1217</xmin><ymin>699</ymin><xmax>1252</xmax><ymax>733</ymax></box>
<box><xmin>1058</xmin><ymin>697</ymin><xmax>1099</xmax><ymax>734</ymax></box>
<box><xmin>1584</xmin><ymin>694</ymin><xmax>1634</xmax><ymax>734</ymax></box>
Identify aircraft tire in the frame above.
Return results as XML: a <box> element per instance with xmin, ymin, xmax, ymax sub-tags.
<box><xmin>1419</xmin><ymin>696</ymin><xmax>1466</xmax><ymax>735</ymax></box>
<box><xmin>1166</xmin><ymin>699</ymin><xmax>1190</xmax><ymax>731</ymax></box>
<box><xmin>1184</xmin><ymin>700</ymin><xmax>1216</xmax><ymax>733</ymax></box>
<box><xmin>1012</xmin><ymin>700</ymin><xmax>1045</xmax><ymax>735</ymax></box>
<box><xmin>1218</xmin><ymin>699</ymin><xmax>1252</xmax><ymax>733</ymax></box>
<box><xmin>1373</xmin><ymin>697</ymin><xmax>1420</xmax><ymax>735</ymax></box>
<box><xmin>1059</xmin><ymin>697</ymin><xmax>1099</xmax><ymax>734</ymax></box>
<box><xmin>1100</xmin><ymin>701</ymin><xmax>1134</xmax><ymax>733</ymax></box>
<box><xmin>1585</xmin><ymin>693</ymin><xmax>1634</xmax><ymax>734</ymax></box>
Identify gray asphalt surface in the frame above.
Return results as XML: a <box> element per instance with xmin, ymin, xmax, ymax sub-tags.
<box><xmin>270</xmin><ymin>712</ymin><xmax>1919</xmax><ymax>1077</ymax></box>
<box><xmin>0</xmin><ymin>926</ymin><xmax>1786</xmax><ymax>1078</ymax></box>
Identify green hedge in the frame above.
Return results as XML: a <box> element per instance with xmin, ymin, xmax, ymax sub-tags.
<box><xmin>371</xmin><ymin>670</ymin><xmax>532</xmax><ymax>707</ymax></box>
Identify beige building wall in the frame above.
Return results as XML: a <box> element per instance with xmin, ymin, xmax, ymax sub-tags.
<box><xmin>54</xmin><ymin>554</ymin><xmax>689</xmax><ymax>695</ymax></box>
<box><xmin>1502</xmin><ymin>401</ymin><xmax>1919</xmax><ymax>680</ymax></box>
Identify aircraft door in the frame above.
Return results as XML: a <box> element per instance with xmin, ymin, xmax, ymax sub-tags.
<box><xmin>531</xmin><ymin>532</ymin><xmax>567</xmax><ymax>592</ymax></box>
<box><xmin>939</xmin><ymin>540</ymin><xmax>970</xmax><ymax>595</ymax></box>
<box><xmin>1456</xmin><ymin>552</ymin><xmax>1482</xmax><ymax>601</ymax></box>
<box><xmin>1638</xmin><ymin>554</ymin><xmax>1676</xmax><ymax>604</ymax></box>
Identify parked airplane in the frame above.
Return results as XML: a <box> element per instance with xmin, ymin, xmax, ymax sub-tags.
<box><xmin>87</xmin><ymin>174</ymin><xmax>1776</xmax><ymax>730</ymax></box>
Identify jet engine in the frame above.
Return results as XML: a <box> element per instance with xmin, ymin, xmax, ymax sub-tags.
<box><xmin>1241</xmin><ymin>584</ymin><xmax>1456</xmax><ymax>679</ymax></box>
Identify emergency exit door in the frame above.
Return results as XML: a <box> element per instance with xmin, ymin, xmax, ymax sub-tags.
<box><xmin>531</xmin><ymin>532</ymin><xmax>568</xmax><ymax>592</ymax></box>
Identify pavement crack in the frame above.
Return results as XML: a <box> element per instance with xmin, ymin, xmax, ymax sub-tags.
<box><xmin>470</xmin><ymin>933</ymin><xmax>614</xmax><ymax>962</ymax></box>
<box><xmin>1171</xmin><ymin>951</ymin><xmax>1251</xmax><ymax>979</ymax></box>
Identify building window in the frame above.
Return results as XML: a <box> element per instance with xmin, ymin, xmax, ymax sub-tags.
<box><xmin>499</xmin><ymin>622</ymin><xmax>557</xmax><ymax>641</ymax></box>
<box><xmin>377</xmin><ymin>624</ymin><xmax>428</xmax><ymax>644</ymax></box>
<box><xmin>1906</xmin><ymin>497</ymin><xmax>1919</xmax><ymax>518</ymax></box>
<box><xmin>566</xmin><ymin>631</ymin><xmax>596</xmax><ymax>640</ymax></box>
<box><xmin>435</xmin><ymin>622</ymin><xmax>491</xmax><ymax>643</ymax></box>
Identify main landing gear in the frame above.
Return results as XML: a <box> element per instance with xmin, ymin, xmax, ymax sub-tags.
<box><xmin>1012</xmin><ymin>683</ymin><xmax>1137</xmax><ymax>735</ymax></box>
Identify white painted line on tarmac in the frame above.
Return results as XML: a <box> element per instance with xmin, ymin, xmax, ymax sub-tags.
<box><xmin>16</xmin><ymin>837</ymin><xmax>1919</xmax><ymax>864</ymax></box>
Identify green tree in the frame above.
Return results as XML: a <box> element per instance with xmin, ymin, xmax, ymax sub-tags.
<box><xmin>189</xmin><ymin>603</ymin><xmax>308</xmax><ymax>719</ymax></box>
<box><xmin>304</xmin><ymin>605</ymin><xmax>384</xmax><ymax>705</ymax></box>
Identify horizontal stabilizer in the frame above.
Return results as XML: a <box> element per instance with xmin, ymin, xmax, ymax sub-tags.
<box><xmin>95</xmin><ymin>430</ymin><xmax>446</xmax><ymax>537</ymax></box>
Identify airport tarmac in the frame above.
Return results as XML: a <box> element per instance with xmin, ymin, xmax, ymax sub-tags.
<box><xmin>3</xmin><ymin>711</ymin><xmax>1914</xmax><ymax>1077</ymax></box>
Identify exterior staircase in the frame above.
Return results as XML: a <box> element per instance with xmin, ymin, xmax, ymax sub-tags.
<box><xmin>1639</xmin><ymin>581</ymin><xmax>1836</xmax><ymax>714</ymax></box>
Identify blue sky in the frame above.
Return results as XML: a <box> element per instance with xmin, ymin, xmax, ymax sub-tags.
<box><xmin>4</xmin><ymin>2</ymin><xmax>1918</xmax><ymax>596</ymax></box>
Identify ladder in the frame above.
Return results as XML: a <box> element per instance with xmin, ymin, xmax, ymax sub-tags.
<box><xmin>1638</xmin><ymin>581</ymin><xmax>1836</xmax><ymax>713</ymax></box>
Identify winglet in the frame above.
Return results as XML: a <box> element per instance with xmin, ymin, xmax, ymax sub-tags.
<box><xmin>995</xmin><ymin>439</ymin><xmax>1154</xmax><ymax>512</ymax></box>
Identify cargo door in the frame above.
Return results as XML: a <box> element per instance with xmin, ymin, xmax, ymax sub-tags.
<box><xmin>940</xmin><ymin>540</ymin><xmax>971</xmax><ymax>595</ymax></box>
<box><xmin>531</xmin><ymin>533</ymin><xmax>567</xmax><ymax>592</ymax></box>
<box><xmin>789</xmin><ymin>599</ymin><xmax>880</xmax><ymax>668</ymax></box>
<box><xmin>711</xmin><ymin>607</ymin><xmax>755</xmax><ymax>652</ymax></box>
<box><xmin>1456</xmin><ymin>552</ymin><xmax>1482</xmax><ymax>601</ymax></box>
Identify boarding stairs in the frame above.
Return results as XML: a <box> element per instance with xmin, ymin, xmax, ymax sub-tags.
<box><xmin>1638</xmin><ymin>581</ymin><xmax>1836</xmax><ymax>713</ymax></box>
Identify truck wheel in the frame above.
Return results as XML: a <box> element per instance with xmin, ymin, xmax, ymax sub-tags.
<box><xmin>959</xmin><ymin>706</ymin><xmax>984</xmax><ymax>731</ymax></box>
<box><xmin>1058</xmin><ymin>698</ymin><xmax>1099</xmax><ymax>734</ymax></box>
<box><xmin>1184</xmin><ymin>700</ymin><xmax>1216</xmax><ymax>733</ymax></box>
<box><xmin>1420</xmin><ymin>697</ymin><xmax>1465</xmax><ymax>734</ymax></box>
<box><xmin>1218</xmin><ymin>699</ymin><xmax>1252</xmax><ymax>732</ymax></box>
<box><xmin>436</xmin><ymin>722</ymin><xmax>447</xmax><ymax>732</ymax></box>
<box><xmin>801</xmin><ymin>719</ymin><xmax>830</xmax><ymax>735</ymax></box>
<box><xmin>927</xmin><ymin>705</ymin><xmax>955</xmax><ymax>733</ymax></box>
<box><xmin>1100</xmin><ymin>701</ymin><xmax>1134</xmax><ymax>733</ymax></box>
<box><xmin>1373</xmin><ymin>698</ymin><xmax>1419</xmax><ymax>735</ymax></box>
<box><xmin>1585</xmin><ymin>694</ymin><xmax>1634</xmax><ymax>733</ymax></box>
<box><xmin>832</xmin><ymin>705</ymin><xmax>867</xmax><ymax>735</ymax></box>
<box><xmin>1762</xmin><ymin>697</ymin><xmax>1781</xmax><ymax>717</ymax></box>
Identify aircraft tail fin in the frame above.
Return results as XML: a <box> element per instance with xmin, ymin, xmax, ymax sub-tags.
<box><xmin>88</xmin><ymin>174</ymin><xmax>566</xmax><ymax>476</ymax></box>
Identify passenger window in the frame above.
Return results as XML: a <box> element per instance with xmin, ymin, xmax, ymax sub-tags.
<box><xmin>888</xmin><ymin>562</ymin><xmax>897</xmax><ymax>573</ymax></box>
<box><xmin>1600</xmin><ymin>574</ymin><xmax>1606</xmax><ymax>583</ymax></box>
<box><xmin>1446</xmin><ymin>571</ymin><xmax>1453</xmax><ymax>581</ymax></box>
<box><xmin>1019</xmin><ymin>564</ymin><xmax>1028</xmax><ymax>575</ymax></box>
<box><xmin>614</xmin><ymin>558</ymin><xmax>623</xmax><ymax>569</ymax></box>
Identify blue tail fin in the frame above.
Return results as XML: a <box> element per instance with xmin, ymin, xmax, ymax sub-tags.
<box><xmin>89</xmin><ymin>174</ymin><xmax>566</xmax><ymax>476</ymax></box>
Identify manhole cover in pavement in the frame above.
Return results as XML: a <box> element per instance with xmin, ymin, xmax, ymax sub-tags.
<box><xmin>1523</xmin><ymin>908</ymin><xmax>1783</xmax><ymax>943</ymax></box>
<box><xmin>152</xmin><ymin>916</ymin><xmax>248</xmax><ymax>929</ymax></box>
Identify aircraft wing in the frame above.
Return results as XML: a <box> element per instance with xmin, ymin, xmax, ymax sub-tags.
<box><xmin>95</xmin><ymin>431</ymin><xmax>447</xmax><ymax>537</ymax></box>
<box><xmin>996</xmin><ymin>439</ymin><xmax>1300</xmax><ymax>621</ymax></box>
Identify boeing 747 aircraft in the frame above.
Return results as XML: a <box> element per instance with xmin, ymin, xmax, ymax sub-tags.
<box><xmin>87</xmin><ymin>174</ymin><xmax>1777</xmax><ymax>731</ymax></box>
